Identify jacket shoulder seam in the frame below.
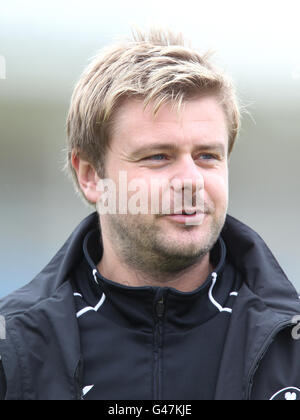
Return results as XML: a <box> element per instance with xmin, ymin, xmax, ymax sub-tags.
<box><xmin>1</xmin><ymin>280</ymin><xmax>71</xmax><ymax>322</ymax></box>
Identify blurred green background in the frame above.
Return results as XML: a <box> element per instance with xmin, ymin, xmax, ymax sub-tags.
<box><xmin>1</xmin><ymin>0</ymin><xmax>299</xmax><ymax>296</ymax></box>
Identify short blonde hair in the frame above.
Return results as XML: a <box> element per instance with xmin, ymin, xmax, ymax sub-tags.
<box><xmin>66</xmin><ymin>28</ymin><xmax>240</xmax><ymax>200</ymax></box>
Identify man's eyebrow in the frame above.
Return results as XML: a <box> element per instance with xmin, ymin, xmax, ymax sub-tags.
<box><xmin>130</xmin><ymin>142</ymin><xmax>226</xmax><ymax>158</ymax></box>
<box><xmin>130</xmin><ymin>143</ymin><xmax>178</xmax><ymax>158</ymax></box>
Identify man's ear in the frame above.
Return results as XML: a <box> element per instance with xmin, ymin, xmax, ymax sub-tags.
<box><xmin>71</xmin><ymin>150</ymin><xmax>101</xmax><ymax>203</ymax></box>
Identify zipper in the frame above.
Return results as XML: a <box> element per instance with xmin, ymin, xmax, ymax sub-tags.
<box><xmin>156</xmin><ymin>298</ymin><xmax>165</xmax><ymax>318</ymax></box>
<box><xmin>245</xmin><ymin>320</ymin><xmax>294</xmax><ymax>400</ymax></box>
<box><xmin>153</xmin><ymin>293</ymin><xmax>165</xmax><ymax>400</ymax></box>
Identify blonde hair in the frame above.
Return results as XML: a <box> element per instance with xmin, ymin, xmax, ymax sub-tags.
<box><xmin>66</xmin><ymin>28</ymin><xmax>241</xmax><ymax>201</ymax></box>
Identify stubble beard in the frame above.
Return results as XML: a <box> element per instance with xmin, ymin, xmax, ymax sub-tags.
<box><xmin>101</xmin><ymin>211</ymin><xmax>226</xmax><ymax>277</ymax></box>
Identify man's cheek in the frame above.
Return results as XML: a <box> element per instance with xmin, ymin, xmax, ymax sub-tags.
<box><xmin>205</xmin><ymin>178</ymin><xmax>228</xmax><ymax>209</ymax></box>
<box><xmin>216</xmin><ymin>174</ymin><xmax>229</xmax><ymax>204</ymax></box>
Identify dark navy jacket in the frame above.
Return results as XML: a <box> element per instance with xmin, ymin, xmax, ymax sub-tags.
<box><xmin>0</xmin><ymin>212</ymin><xmax>300</xmax><ymax>400</ymax></box>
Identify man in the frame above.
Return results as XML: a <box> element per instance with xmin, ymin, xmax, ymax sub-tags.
<box><xmin>0</xmin><ymin>29</ymin><xmax>300</xmax><ymax>401</ymax></box>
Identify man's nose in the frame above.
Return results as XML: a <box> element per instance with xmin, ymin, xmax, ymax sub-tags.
<box><xmin>170</xmin><ymin>155</ymin><xmax>204</xmax><ymax>189</ymax></box>
<box><xmin>169</xmin><ymin>155</ymin><xmax>205</xmax><ymax>209</ymax></box>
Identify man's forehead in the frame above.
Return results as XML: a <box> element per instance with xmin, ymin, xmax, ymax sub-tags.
<box><xmin>113</xmin><ymin>95</ymin><xmax>225</xmax><ymax>122</ymax></box>
<box><xmin>110</xmin><ymin>96</ymin><xmax>228</xmax><ymax>152</ymax></box>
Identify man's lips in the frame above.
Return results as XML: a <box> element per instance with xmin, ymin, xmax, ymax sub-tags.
<box><xmin>161</xmin><ymin>212</ymin><xmax>207</xmax><ymax>225</ymax></box>
<box><xmin>164</xmin><ymin>208</ymin><xmax>206</xmax><ymax>215</ymax></box>
<box><xmin>157</xmin><ymin>208</ymin><xmax>208</xmax><ymax>216</ymax></box>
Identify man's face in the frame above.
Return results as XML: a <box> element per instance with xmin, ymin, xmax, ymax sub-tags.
<box><xmin>98</xmin><ymin>95</ymin><xmax>229</xmax><ymax>274</ymax></box>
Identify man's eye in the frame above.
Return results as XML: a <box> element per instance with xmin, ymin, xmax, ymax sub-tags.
<box><xmin>144</xmin><ymin>154</ymin><xmax>167</xmax><ymax>161</ymax></box>
<box><xmin>198</xmin><ymin>153</ymin><xmax>217</xmax><ymax>160</ymax></box>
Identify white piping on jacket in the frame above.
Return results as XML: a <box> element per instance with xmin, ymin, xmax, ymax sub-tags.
<box><xmin>76</xmin><ymin>293</ymin><xmax>106</xmax><ymax>318</ymax></box>
<box><xmin>208</xmin><ymin>272</ymin><xmax>233</xmax><ymax>314</ymax></box>
<box><xmin>75</xmin><ymin>269</ymin><xmax>106</xmax><ymax>318</ymax></box>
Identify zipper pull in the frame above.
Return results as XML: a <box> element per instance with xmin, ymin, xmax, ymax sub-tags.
<box><xmin>156</xmin><ymin>298</ymin><xmax>165</xmax><ymax>318</ymax></box>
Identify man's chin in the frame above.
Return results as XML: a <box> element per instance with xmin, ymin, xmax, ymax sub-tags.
<box><xmin>154</xmin><ymin>231</ymin><xmax>214</xmax><ymax>259</ymax></box>
<box><xmin>155</xmin><ymin>214</ymin><xmax>224</xmax><ymax>257</ymax></box>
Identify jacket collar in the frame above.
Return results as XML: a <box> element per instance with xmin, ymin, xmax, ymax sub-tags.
<box><xmin>75</xmin><ymin>226</ymin><xmax>231</xmax><ymax>330</ymax></box>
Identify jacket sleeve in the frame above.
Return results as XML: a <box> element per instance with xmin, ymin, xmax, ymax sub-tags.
<box><xmin>0</xmin><ymin>361</ymin><xmax>7</xmax><ymax>400</ymax></box>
